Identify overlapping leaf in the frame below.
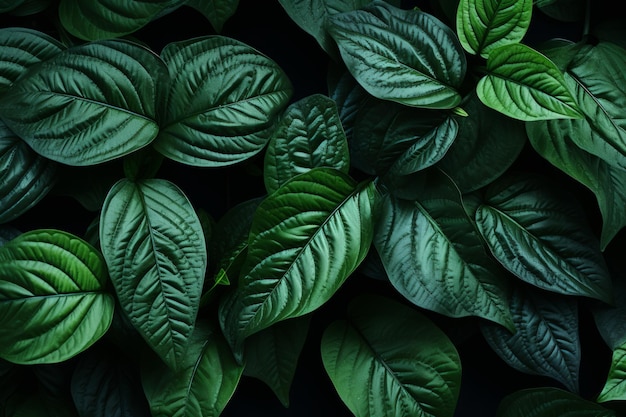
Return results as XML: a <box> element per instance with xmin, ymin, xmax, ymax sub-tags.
<box><xmin>99</xmin><ymin>178</ymin><xmax>207</xmax><ymax>370</ymax></box>
<box><xmin>496</xmin><ymin>387</ymin><xmax>616</xmax><ymax>417</ymax></box>
<box><xmin>186</xmin><ymin>0</ymin><xmax>239</xmax><ymax>33</ymax></box>
<box><xmin>155</xmin><ymin>36</ymin><xmax>292</xmax><ymax>167</ymax></box>
<box><xmin>597</xmin><ymin>342</ymin><xmax>626</xmax><ymax>403</ymax></box>
<box><xmin>0</xmin><ymin>229</ymin><xmax>114</xmax><ymax>364</ymax></box>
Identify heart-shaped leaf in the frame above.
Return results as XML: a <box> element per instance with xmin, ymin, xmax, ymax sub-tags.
<box><xmin>0</xmin><ymin>229</ymin><xmax>114</xmax><ymax>364</ymax></box>
<box><xmin>99</xmin><ymin>178</ymin><xmax>207</xmax><ymax>370</ymax></box>
<box><xmin>321</xmin><ymin>294</ymin><xmax>461</xmax><ymax>417</ymax></box>
<box><xmin>496</xmin><ymin>387</ymin><xmax>616</xmax><ymax>417</ymax></box>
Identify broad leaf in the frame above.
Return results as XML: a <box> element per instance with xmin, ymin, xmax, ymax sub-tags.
<box><xmin>321</xmin><ymin>294</ymin><xmax>461</xmax><ymax>417</ymax></box>
<box><xmin>0</xmin><ymin>120</ymin><xmax>57</xmax><ymax>223</ymax></box>
<box><xmin>475</xmin><ymin>173</ymin><xmax>613</xmax><ymax>302</ymax></box>
<box><xmin>0</xmin><ymin>229</ymin><xmax>114</xmax><ymax>364</ymax></box>
<box><xmin>219</xmin><ymin>167</ymin><xmax>376</xmax><ymax>361</ymax></box>
<box><xmin>186</xmin><ymin>0</ymin><xmax>239</xmax><ymax>32</ymax></box>
<box><xmin>155</xmin><ymin>36</ymin><xmax>292</xmax><ymax>167</ymax></box>
<box><xmin>58</xmin><ymin>0</ymin><xmax>184</xmax><ymax>41</ymax></box>
<box><xmin>0</xmin><ymin>39</ymin><xmax>166</xmax><ymax>166</ymax></box>
<box><xmin>456</xmin><ymin>0</ymin><xmax>533</xmax><ymax>58</ymax></box>
<box><xmin>374</xmin><ymin>172</ymin><xmax>514</xmax><ymax>329</ymax></box>
<box><xmin>476</xmin><ymin>43</ymin><xmax>583</xmax><ymax>121</ymax></box>
<box><xmin>264</xmin><ymin>93</ymin><xmax>349</xmax><ymax>194</ymax></box>
<box><xmin>327</xmin><ymin>0</ymin><xmax>466</xmax><ymax>109</ymax></box>
<box><xmin>597</xmin><ymin>342</ymin><xmax>626</xmax><ymax>403</ymax></box>
<box><xmin>481</xmin><ymin>285</ymin><xmax>580</xmax><ymax>392</ymax></box>
<box><xmin>99</xmin><ymin>178</ymin><xmax>207</xmax><ymax>370</ymax></box>
<box><xmin>496</xmin><ymin>387</ymin><xmax>616</xmax><ymax>417</ymax></box>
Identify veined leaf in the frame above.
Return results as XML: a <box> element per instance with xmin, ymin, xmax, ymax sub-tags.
<box><xmin>597</xmin><ymin>342</ymin><xmax>626</xmax><ymax>403</ymax></box>
<box><xmin>475</xmin><ymin>173</ymin><xmax>613</xmax><ymax>302</ymax></box>
<box><xmin>374</xmin><ymin>173</ymin><xmax>514</xmax><ymax>329</ymax></box>
<box><xmin>186</xmin><ymin>0</ymin><xmax>239</xmax><ymax>33</ymax></box>
<box><xmin>327</xmin><ymin>0</ymin><xmax>466</xmax><ymax>109</ymax></box>
<box><xmin>0</xmin><ymin>27</ymin><xmax>65</xmax><ymax>93</ymax></box>
<box><xmin>456</xmin><ymin>0</ymin><xmax>533</xmax><ymax>58</ymax></box>
<box><xmin>476</xmin><ymin>43</ymin><xmax>583</xmax><ymax>121</ymax></box>
<box><xmin>58</xmin><ymin>0</ymin><xmax>184</xmax><ymax>41</ymax></box>
<box><xmin>0</xmin><ymin>39</ymin><xmax>167</xmax><ymax>166</ymax></box>
<box><xmin>155</xmin><ymin>36</ymin><xmax>293</xmax><ymax>167</ymax></box>
<box><xmin>264</xmin><ymin>93</ymin><xmax>349</xmax><ymax>194</ymax></box>
<box><xmin>496</xmin><ymin>387</ymin><xmax>616</xmax><ymax>417</ymax></box>
<box><xmin>321</xmin><ymin>294</ymin><xmax>461</xmax><ymax>417</ymax></box>
<box><xmin>481</xmin><ymin>285</ymin><xmax>580</xmax><ymax>392</ymax></box>
<box><xmin>219</xmin><ymin>167</ymin><xmax>376</xmax><ymax>361</ymax></box>
<box><xmin>0</xmin><ymin>229</ymin><xmax>114</xmax><ymax>364</ymax></box>
<box><xmin>99</xmin><ymin>178</ymin><xmax>207</xmax><ymax>370</ymax></box>
<box><xmin>0</xmin><ymin>120</ymin><xmax>57</xmax><ymax>223</ymax></box>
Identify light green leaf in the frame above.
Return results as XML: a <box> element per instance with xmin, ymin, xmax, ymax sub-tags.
<box><xmin>496</xmin><ymin>387</ymin><xmax>616</xmax><ymax>417</ymax></box>
<box><xmin>327</xmin><ymin>0</ymin><xmax>466</xmax><ymax>109</ymax></box>
<box><xmin>475</xmin><ymin>173</ymin><xmax>613</xmax><ymax>302</ymax></box>
<box><xmin>154</xmin><ymin>36</ymin><xmax>292</xmax><ymax>167</ymax></box>
<box><xmin>0</xmin><ymin>120</ymin><xmax>57</xmax><ymax>223</ymax></box>
<box><xmin>99</xmin><ymin>178</ymin><xmax>207</xmax><ymax>370</ymax></box>
<box><xmin>597</xmin><ymin>342</ymin><xmax>626</xmax><ymax>402</ymax></box>
<box><xmin>58</xmin><ymin>0</ymin><xmax>184</xmax><ymax>41</ymax></box>
<box><xmin>374</xmin><ymin>172</ymin><xmax>514</xmax><ymax>329</ymax></box>
<box><xmin>0</xmin><ymin>39</ymin><xmax>166</xmax><ymax>166</ymax></box>
<box><xmin>186</xmin><ymin>0</ymin><xmax>239</xmax><ymax>33</ymax></box>
<box><xmin>476</xmin><ymin>43</ymin><xmax>583</xmax><ymax>121</ymax></box>
<box><xmin>219</xmin><ymin>167</ymin><xmax>376</xmax><ymax>361</ymax></box>
<box><xmin>321</xmin><ymin>294</ymin><xmax>461</xmax><ymax>417</ymax></box>
<box><xmin>456</xmin><ymin>0</ymin><xmax>533</xmax><ymax>58</ymax></box>
<box><xmin>481</xmin><ymin>285</ymin><xmax>580</xmax><ymax>392</ymax></box>
<box><xmin>0</xmin><ymin>229</ymin><xmax>114</xmax><ymax>364</ymax></box>
<box><xmin>264</xmin><ymin>93</ymin><xmax>349</xmax><ymax>194</ymax></box>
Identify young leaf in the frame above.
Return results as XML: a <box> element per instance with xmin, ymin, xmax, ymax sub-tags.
<box><xmin>185</xmin><ymin>0</ymin><xmax>239</xmax><ymax>33</ymax></box>
<box><xmin>327</xmin><ymin>0</ymin><xmax>466</xmax><ymax>109</ymax></box>
<box><xmin>219</xmin><ymin>167</ymin><xmax>376</xmax><ymax>361</ymax></box>
<box><xmin>0</xmin><ymin>39</ymin><xmax>167</xmax><ymax>166</ymax></box>
<box><xmin>481</xmin><ymin>285</ymin><xmax>581</xmax><ymax>392</ymax></box>
<box><xmin>0</xmin><ymin>229</ymin><xmax>114</xmax><ymax>364</ymax></box>
<box><xmin>476</xmin><ymin>43</ymin><xmax>583</xmax><ymax>121</ymax></box>
<box><xmin>475</xmin><ymin>173</ymin><xmax>613</xmax><ymax>303</ymax></box>
<box><xmin>496</xmin><ymin>387</ymin><xmax>616</xmax><ymax>417</ymax></box>
<box><xmin>456</xmin><ymin>0</ymin><xmax>533</xmax><ymax>58</ymax></box>
<box><xmin>321</xmin><ymin>294</ymin><xmax>461</xmax><ymax>417</ymax></box>
<box><xmin>155</xmin><ymin>36</ymin><xmax>293</xmax><ymax>167</ymax></box>
<box><xmin>597</xmin><ymin>342</ymin><xmax>626</xmax><ymax>403</ymax></box>
<box><xmin>99</xmin><ymin>178</ymin><xmax>207</xmax><ymax>370</ymax></box>
<box><xmin>263</xmin><ymin>93</ymin><xmax>349</xmax><ymax>194</ymax></box>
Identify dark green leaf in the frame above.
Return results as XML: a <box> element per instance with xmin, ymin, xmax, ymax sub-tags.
<box><xmin>496</xmin><ymin>387</ymin><xmax>616</xmax><ymax>417</ymax></box>
<box><xmin>186</xmin><ymin>0</ymin><xmax>239</xmax><ymax>32</ymax></box>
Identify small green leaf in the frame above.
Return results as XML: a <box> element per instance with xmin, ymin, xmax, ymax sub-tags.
<box><xmin>0</xmin><ymin>229</ymin><xmax>114</xmax><ymax>364</ymax></box>
<box><xmin>597</xmin><ymin>342</ymin><xmax>626</xmax><ymax>402</ymax></box>
<box><xmin>497</xmin><ymin>387</ymin><xmax>616</xmax><ymax>417</ymax></box>
<box><xmin>186</xmin><ymin>0</ymin><xmax>239</xmax><ymax>33</ymax></box>
<box><xmin>321</xmin><ymin>294</ymin><xmax>461</xmax><ymax>417</ymax></box>
<box><xmin>476</xmin><ymin>43</ymin><xmax>583</xmax><ymax>121</ymax></box>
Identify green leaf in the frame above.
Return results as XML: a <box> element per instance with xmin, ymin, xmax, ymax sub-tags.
<box><xmin>321</xmin><ymin>294</ymin><xmax>461</xmax><ymax>417</ymax></box>
<box><xmin>186</xmin><ymin>0</ymin><xmax>239</xmax><ymax>33</ymax></box>
<box><xmin>374</xmin><ymin>172</ymin><xmax>514</xmax><ymax>329</ymax></box>
<box><xmin>154</xmin><ymin>36</ymin><xmax>293</xmax><ymax>167</ymax></box>
<box><xmin>0</xmin><ymin>120</ymin><xmax>57</xmax><ymax>223</ymax></box>
<box><xmin>142</xmin><ymin>322</ymin><xmax>244</xmax><ymax>417</ymax></box>
<box><xmin>263</xmin><ymin>93</ymin><xmax>350</xmax><ymax>194</ymax></box>
<box><xmin>58</xmin><ymin>0</ymin><xmax>184</xmax><ymax>41</ymax></box>
<box><xmin>496</xmin><ymin>387</ymin><xmax>616</xmax><ymax>417</ymax></box>
<box><xmin>0</xmin><ymin>39</ymin><xmax>166</xmax><ymax>166</ymax></box>
<box><xmin>99</xmin><ymin>178</ymin><xmax>207</xmax><ymax>370</ymax></box>
<box><xmin>0</xmin><ymin>0</ymin><xmax>26</xmax><ymax>12</ymax></box>
<box><xmin>597</xmin><ymin>342</ymin><xmax>626</xmax><ymax>402</ymax></box>
<box><xmin>456</xmin><ymin>0</ymin><xmax>533</xmax><ymax>58</ymax></box>
<box><xmin>0</xmin><ymin>229</ymin><xmax>114</xmax><ymax>364</ymax></box>
<box><xmin>476</xmin><ymin>43</ymin><xmax>583</xmax><ymax>121</ymax></box>
<box><xmin>475</xmin><ymin>173</ymin><xmax>613</xmax><ymax>302</ymax></box>
<box><xmin>481</xmin><ymin>285</ymin><xmax>580</xmax><ymax>392</ymax></box>
<box><xmin>244</xmin><ymin>315</ymin><xmax>311</xmax><ymax>407</ymax></box>
<box><xmin>327</xmin><ymin>0</ymin><xmax>466</xmax><ymax>109</ymax></box>
<box><xmin>0</xmin><ymin>27</ymin><xmax>65</xmax><ymax>94</ymax></box>
<box><xmin>219</xmin><ymin>167</ymin><xmax>376</xmax><ymax>361</ymax></box>
<box><xmin>592</xmin><ymin>276</ymin><xmax>626</xmax><ymax>350</ymax></box>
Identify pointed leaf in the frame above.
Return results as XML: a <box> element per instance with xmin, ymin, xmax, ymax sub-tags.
<box><xmin>597</xmin><ymin>342</ymin><xmax>626</xmax><ymax>403</ymax></box>
<box><xmin>99</xmin><ymin>178</ymin><xmax>207</xmax><ymax>370</ymax></box>
<box><xmin>321</xmin><ymin>294</ymin><xmax>461</xmax><ymax>417</ymax></box>
<box><xmin>154</xmin><ymin>36</ymin><xmax>293</xmax><ymax>167</ymax></box>
<box><xmin>219</xmin><ymin>167</ymin><xmax>376</xmax><ymax>360</ymax></box>
<box><xmin>0</xmin><ymin>229</ymin><xmax>114</xmax><ymax>364</ymax></box>
<box><xmin>327</xmin><ymin>0</ymin><xmax>466</xmax><ymax>109</ymax></box>
<box><xmin>497</xmin><ymin>387</ymin><xmax>616</xmax><ymax>417</ymax></box>
<box><xmin>456</xmin><ymin>0</ymin><xmax>533</xmax><ymax>58</ymax></box>
<box><xmin>186</xmin><ymin>0</ymin><xmax>239</xmax><ymax>33</ymax></box>
<box><xmin>475</xmin><ymin>173</ymin><xmax>613</xmax><ymax>302</ymax></box>
<box><xmin>264</xmin><ymin>93</ymin><xmax>350</xmax><ymax>194</ymax></box>
<box><xmin>0</xmin><ymin>39</ymin><xmax>166</xmax><ymax>166</ymax></box>
<box><xmin>476</xmin><ymin>43</ymin><xmax>583</xmax><ymax>121</ymax></box>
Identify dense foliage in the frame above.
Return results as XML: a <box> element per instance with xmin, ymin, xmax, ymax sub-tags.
<box><xmin>1</xmin><ymin>0</ymin><xmax>626</xmax><ymax>416</ymax></box>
